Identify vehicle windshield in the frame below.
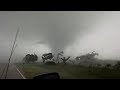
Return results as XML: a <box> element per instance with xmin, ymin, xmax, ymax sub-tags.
<box><xmin>1</xmin><ymin>11</ymin><xmax>120</xmax><ymax>79</ymax></box>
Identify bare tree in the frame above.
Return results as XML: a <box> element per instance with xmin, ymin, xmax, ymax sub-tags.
<box><xmin>61</xmin><ymin>56</ymin><xmax>70</xmax><ymax>65</ymax></box>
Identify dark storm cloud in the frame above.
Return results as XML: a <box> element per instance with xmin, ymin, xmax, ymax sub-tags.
<box><xmin>33</xmin><ymin>11</ymin><xmax>104</xmax><ymax>53</ymax></box>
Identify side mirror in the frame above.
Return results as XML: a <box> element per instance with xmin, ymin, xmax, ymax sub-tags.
<box><xmin>33</xmin><ymin>72</ymin><xmax>60</xmax><ymax>79</ymax></box>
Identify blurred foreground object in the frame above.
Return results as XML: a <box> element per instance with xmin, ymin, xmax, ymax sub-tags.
<box><xmin>33</xmin><ymin>72</ymin><xmax>60</xmax><ymax>79</ymax></box>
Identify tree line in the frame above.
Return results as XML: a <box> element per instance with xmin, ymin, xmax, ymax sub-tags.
<box><xmin>22</xmin><ymin>51</ymin><xmax>120</xmax><ymax>69</ymax></box>
<box><xmin>22</xmin><ymin>51</ymin><xmax>98</xmax><ymax>65</ymax></box>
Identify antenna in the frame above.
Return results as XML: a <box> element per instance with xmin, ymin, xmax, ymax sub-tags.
<box><xmin>4</xmin><ymin>27</ymin><xmax>19</xmax><ymax>79</ymax></box>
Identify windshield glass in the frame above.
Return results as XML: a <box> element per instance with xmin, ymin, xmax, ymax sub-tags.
<box><xmin>0</xmin><ymin>11</ymin><xmax>120</xmax><ymax>79</ymax></box>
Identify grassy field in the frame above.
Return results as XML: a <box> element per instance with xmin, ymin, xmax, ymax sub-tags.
<box><xmin>16</xmin><ymin>63</ymin><xmax>120</xmax><ymax>79</ymax></box>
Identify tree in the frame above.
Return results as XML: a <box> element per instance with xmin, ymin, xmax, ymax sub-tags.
<box><xmin>24</xmin><ymin>54</ymin><xmax>31</xmax><ymax>63</ymax></box>
<box><xmin>97</xmin><ymin>63</ymin><xmax>102</xmax><ymax>68</ymax></box>
<box><xmin>61</xmin><ymin>56</ymin><xmax>70</xmax><ymax>65</ymax></box>
<box><xmin>105</xmin><ymin>64</ymin><xmax>111</xmax><ymax>68</ymax></box>
<box><xmin>31</xmin><ymin>53</ymin><xmax>38</xmax><ymax>63</ymax></box>
<box><xmin>23</xmin><ymin>53</ymin><xmax>38</xmax><ymax>63</ymax></box>
<box><xmin>114</xmin><ymin>61</ymin><xmax>120</xmax><ymax>70</ymax></box>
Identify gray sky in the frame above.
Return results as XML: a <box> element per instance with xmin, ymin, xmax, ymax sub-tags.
<box><xmin>0</xmin><ymin>11</ymin><xmax>120</xmax><ymax>62</ymax></box>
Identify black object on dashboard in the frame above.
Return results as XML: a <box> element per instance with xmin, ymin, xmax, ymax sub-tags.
<box><xmin>33</xmin><ymin>72</ymin><xmax>60</xmax><ymax>79</ymax></box>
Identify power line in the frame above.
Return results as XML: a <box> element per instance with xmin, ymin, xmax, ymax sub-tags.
<box><xmin>13</xmin><ymin>44</ymin><xmax>17</xmax><ymax>54</ymax></box>
<box><xmin>4</xmin><ymin>27</ymin><xmax>19</xmax><ymax>79</ymax></box>
<box><xmin>0</xmin><ymin>64</ymin><xmax>7</xmax><ymax>79</ymax></box>
<box><xmin>0</xmin><ymin>44</ymin><xmax>18</xmax><ymax>79</ymax></box>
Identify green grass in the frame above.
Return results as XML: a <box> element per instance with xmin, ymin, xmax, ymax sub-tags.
<box><xmin>16</xmin><ymin>63</ymin><xmax>120</xmax><ymax>79</ymax></box>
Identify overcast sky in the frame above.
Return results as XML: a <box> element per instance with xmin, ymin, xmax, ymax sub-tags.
<box><xmin>0</xmin><ymin>11</ymin><xmax>120</xmax><ymax>62</ymax></box>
